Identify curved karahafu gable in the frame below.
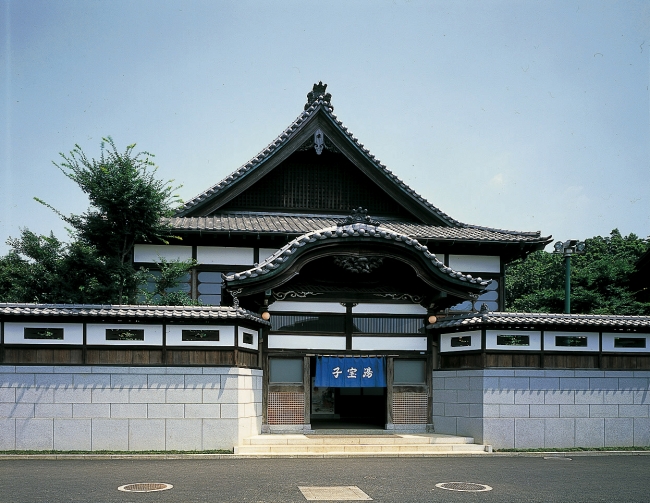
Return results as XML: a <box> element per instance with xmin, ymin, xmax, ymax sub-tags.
<box><xmin>223</xmin><ymin>219</ymin><xmax>492</xmax><ymax>298</ymax></box>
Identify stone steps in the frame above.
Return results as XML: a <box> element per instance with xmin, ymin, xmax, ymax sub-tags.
<box><xmin>234</xmin><ymin>433</ymin><xmax>492</xmax><ymax>457</ymax></box>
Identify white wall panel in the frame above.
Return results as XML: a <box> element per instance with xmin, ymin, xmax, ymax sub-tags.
<box><xmin>544</xmin><ymin>331</ymin><xmax>599</xmax><ymax>352</ymax></box>
<box><xmin>268</xmin><ymin>335</ymin><xmax>346</xmax><ymax>350</ymax></box>
<box><xmin>268</xmin><ymin>301</ymin><xmax>346</xmax><ymax>314</ymax></box>
<box><xmin>165</xmin><ymin>325</ymin><xmax>235</xmax><ymax>347</ymax></box>
<box><xmin>352</xmin><ymin>303</ymin><xmax>426</xmax><ymax>315</ymax></box>
<box><xmin>485</xmin><ymin>330</ymin><xmax>542</xmax><ymax>351</ymax></box>
<box><xmin>238</xmin><ymin>327</ymin><xmax>259</xmax><ymax>349</ymax></box>
<box><xmin>4</xmin><ymin>322</ymin><xmax>83</xmax><ymax>345</ymax></box>
<box><xmin>602</xmin><ymin>333</ymin><xmax>649</xmax><ymax>352</ymax></box>
<box><xmin>134</xmin><ymin>245</ymin><xmax>192</xmax><ymax>263</ymax></box>
<box><xmin>448</xmin><ymin>254</ymin><xmax>500</xmax><ymax>273</ymax></box>
<box><xmin>351</xmin><ymin>336</ymin><xmax>427</xmax><ymax>351</ymax></box>
<box><xmin>196</xmin><ymin>246</ymin><xmax>254</xmax><ymax>265</ymax></box>
<box><xmin>86</xmin><ymin>324</ymin><xmax>163</xmax><ymax>346</ymax></box>
<box><xmin>440</xmin><ymin>330</ymin><xmax>482</xmax><ymax>352</ymax></box>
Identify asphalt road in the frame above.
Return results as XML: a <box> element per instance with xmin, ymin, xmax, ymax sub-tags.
<box><xmin>1</xmin><ymin>455</ymin><xmax>650</xmax><ymax>503</ymax></box>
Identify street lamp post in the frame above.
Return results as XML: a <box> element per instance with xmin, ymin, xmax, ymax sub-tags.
<box><xmin>553</xmin><ymin>239</ymin><xmax>586</xmax><ymax>314</ymax></box>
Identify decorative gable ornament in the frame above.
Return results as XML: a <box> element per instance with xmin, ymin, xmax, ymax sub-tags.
<box><xmin>314</xmin><ymin>128</ymin><xmax>325</xmax><ymax>155</ymax></box>
<box><xmin>333</xmin><ymin>255</ymin><xmax>384</xmax><ymax>274</ymax></box>
<box><xmin>337</xmin><ymin>207</ymin><xmax>381</xmax><ymax>227</ymax></box>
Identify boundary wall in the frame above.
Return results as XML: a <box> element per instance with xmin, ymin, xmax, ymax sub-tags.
<box><xmin>0</xmin><ymin>365</ymin><xmax>262</xmax><ymax>451</ymax></box>
<box><xmin>432</xmin><ymin>369</ymin><xmax>650</xmax><ymax>449</ymax></box>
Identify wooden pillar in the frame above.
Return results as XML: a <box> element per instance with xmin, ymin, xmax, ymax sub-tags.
<box><xmin>261</xmin><ymin>330</ymin><xmax>269</xmax><ymax>431</ymax></box>
<box><xmin>386</xmin><ymin>357</ymin><xmax>394</xmax><ymax>427</ymax></box>
<box><xmin>303</xmin><ymin>356</ymin><xmax>311</xmax><ymax>428</ymax></box>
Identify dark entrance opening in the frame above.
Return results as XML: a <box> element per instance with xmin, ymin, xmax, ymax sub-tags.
<box><xmin>310</xmin><ymin>358</ymin><xmax>386</xmax><ymax>429</ymax></box>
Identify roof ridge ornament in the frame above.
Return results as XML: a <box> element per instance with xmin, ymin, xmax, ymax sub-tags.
<box><xmin>305</xmin><ymin>81</ymin><xmax>333</xmax><ymax>110</ymax></box>
<box><xmin>337</xmin><ymin>207</ymin><xmax>381</xmax><ymax>227</ymax></box>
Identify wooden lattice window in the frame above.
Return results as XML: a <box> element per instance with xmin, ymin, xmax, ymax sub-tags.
<box><xmin>392</xmin><ymin>392</ymin><xmax>428</xmax><ymax>424</ymax></box>
<box><xmin>268</xmin><ymin>392</ymin><xmax>305</xmax><ymax>425</ymax></box>
<box><xmin>220</xmin><ymin>150</ymin><xmax>414</xmax><ymax>217</ymax></box>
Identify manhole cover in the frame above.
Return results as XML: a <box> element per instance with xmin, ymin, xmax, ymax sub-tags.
<box><xmin>435</xmin><ymin>482</ymin><xmax>493</xmax><ymax>492</ymax></box>
<box><xmin>118</xmin><ymin>483</ymin><xmax>173</xmax><ymax>492</ymax></box>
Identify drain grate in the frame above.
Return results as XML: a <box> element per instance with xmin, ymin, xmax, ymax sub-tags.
<box><xmin>118</xmin><ymin>483</ymin><xmax>173</xmax><ymax>492</ymax></box>
<box><xmin>435</xmin><ymin>482</ymin><xmax>492</xmax><ymax>492</ymax></box>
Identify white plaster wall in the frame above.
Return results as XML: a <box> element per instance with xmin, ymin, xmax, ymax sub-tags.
<box><xmin>0</xmin><ymin>365</ymin><xmax>262</xmax><ymax>451</ymax></box>
<box><xmin>448</xmin><ymin>255</ymin><xmax>500</xmax><ymax>273</ymax></box>
<box><xmin>133</xmin><ymin>245</ymin><xmax>193</xmax><ymax>263</ymax></box>
<box><xmin>196</xmin><ymin>247</ymin><xmax>254</xmax><ymax>265</ymax></box>
<box><xmin>4</xmin><ymin>323</ymin><xmax>84</xmax><ymax>345</ymax></box>
<box><xmin>432</xmin><ymin>369</ymin><xmax>650</xmax><ymax>449</ymax></box>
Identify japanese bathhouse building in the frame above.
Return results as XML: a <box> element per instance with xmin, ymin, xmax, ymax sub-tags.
<box><xmin>134</xmin><ymin>82</ymin><xmax>552</xmax><ymax>433</ymax></box>
<box><xmin>1</xmin><ymin>83</ymin><xmax>649</xmax><ymax>451</ymax></box>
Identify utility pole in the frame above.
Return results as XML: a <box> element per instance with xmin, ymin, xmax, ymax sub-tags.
<box><xmin>553</xmin><ymin>239</ymin><xmax>586</xmax><ymax>314</ymax></box>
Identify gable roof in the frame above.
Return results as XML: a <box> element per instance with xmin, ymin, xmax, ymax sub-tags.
<box><xmin>176</xmin><ymin>84</ymin><xmax>468</xmax><ymax>226</ymax></box>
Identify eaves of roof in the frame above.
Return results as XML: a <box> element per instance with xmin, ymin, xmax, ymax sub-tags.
<box><xmin>224</xmin><ymin>222</ymin><xmax>492</xmax><ymax>289</ymax></box>
<box><xmin>0</xmin><ymin>303</ymin><xmax>269</xmax><ymax>325</ymax></box>
<box><xmin>165</xmin><ymin>213</ymin><xmax>551</xmax><ymax>245</ymax></box>
<box><xmin>175</xmin><ymin>93</ymin><xmax>465</xmax><ymax>227</ymax></box>
<box><xmin>429</xmin><ymin>311</ymin><xmax>650</xmax><ymax>330</ymax></box>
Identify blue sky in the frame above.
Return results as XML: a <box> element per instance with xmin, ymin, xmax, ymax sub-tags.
<box><xmin>1</xmin><ymin>0</ymin><xmax>649</xmax><ymax>254</ymax></box>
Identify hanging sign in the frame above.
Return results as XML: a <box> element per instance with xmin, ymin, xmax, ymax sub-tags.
<box><xmin>315</xmin><ymin>356</ymin><xmax>386</xmax><ymax>388</ymax></box>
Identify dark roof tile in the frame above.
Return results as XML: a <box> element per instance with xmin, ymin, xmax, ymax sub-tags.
<box><xmin>431</xmin><ymin>311</ymin><xmax>650</xmax><ymax>329</ymax></box>
<box><xmin>166</xmin><ymin>213</ymin><xmax>550</xmax><ymax>244</ymax></box>
<box><xmin>0</xmin><ymin>303</ymin><xmax>269</xmax><ymax>324</ymax></box>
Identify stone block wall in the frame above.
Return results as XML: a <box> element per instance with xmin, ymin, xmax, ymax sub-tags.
<box><xmin>432</xmin><ymin>369</ymin><xmax>650</xmax><ymax>449</ymax></box>
<box><xmin>0</xmin><ymin>365</ymin><xmax>262</xmax><ymax>451</ymax></box>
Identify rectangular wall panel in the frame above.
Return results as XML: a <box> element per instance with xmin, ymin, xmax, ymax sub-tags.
<box><xmin>351</xmin><ymin>337</ymin><xmax>427</xmax><ymax>351</ymax></box>
<box><xmin>196</xmin><ymin>246</ymin><xmax>254</xmax><ymax>265</ymax></box>
<box><xmin>544</xmin><ymin>331</ymin><xmax>599</xmax><ymax>352</ymax></box>
<box><xmin>440</xmin><ymin>330</ymin><xmax>482</xmax><ymax>352</ymax></box>
<box><xmin>602</xmin><ymin>333</ymin><xmax>650</xmax><ymax>353</ymax></box>
<box><xmin>4</xmin><ymin>322</ymin><xmax>84</xmax><ymax>345</ymax></box>
<box><xmin>238</xmin><ymin>327</ymin><xmax>259</xmax><ymax>350</ymax></box>
<box><xmin>268</xmin><ymin>301</ymin><xmax>347</xmax><ymax>314</ymax></box>
<box><xmin>268</xmin><ymin>335</ymin><xmax>346</xmax><ymax>350</ymax></box>
<box><xmin>86</xmin><ymin>324</ymin><xmax>163</xmax><ymax>346</ymax></box>
<box><xmin>133</xmin><ymin>245</ymin><xmax>192</xmax><ymax>263</ymax></box>
<box><xmin>485</xmin><ymin>330</ymin><xmax>542</xmax><ymax>351</ymax></box>
<box><xmin>352</xmin><ymin>303</ymin><xmax>427</xmax><ymax>315</ymax></box>
<box><xmin>448</xmin><ymin>254</ymin><xmax>501</xmax><ymax>273</ymax></box>
<box><xmin>165</xmin><ymin>325</ymin><xmax>235</xmax><ymax>347</ymax></box>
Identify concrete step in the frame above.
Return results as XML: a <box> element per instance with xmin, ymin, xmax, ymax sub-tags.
<box><xmin>243</xmin><ymin>433</ymin><xmax>475</xmax><ymax>446</ymax></box>
<box><xmin>235</xmin><ymin>433</ymin><xmax>492</xmax><ymax>457</ymax></box>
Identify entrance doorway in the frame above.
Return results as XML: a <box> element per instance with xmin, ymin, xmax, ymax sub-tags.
<box><xmin>310</xmin><ymin>357</ymin><xmax>386</xmax><ymax>429</ymax></box>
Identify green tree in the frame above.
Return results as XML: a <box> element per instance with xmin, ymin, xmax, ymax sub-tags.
<box><xmin>36</xmin><ymin>137</ymin><xmax>183</xmax><ymax>303</ymax></box>
<box><xmin>136</xmin><ymin>258</ymin><xmax>198</xmax><ymax>306</ymax></box>
<box><xmin>0</xmin><ymin>229</ymin><xmax>112</xmax><ymax>304</ymax></box>
<box><xmin>505</xmin><ymin>230</ymin><xmax>650</xmax><ymax>315</ymax></box>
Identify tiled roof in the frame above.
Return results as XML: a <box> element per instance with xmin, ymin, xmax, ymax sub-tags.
<box><xmin>224</xmin><ymin>222</ymin><xmax>492</xmax><ymax>287</ymax></box>
<box><xmin>176</xmin><ymin>87</ymin><xmax>536</xmax><ymax>236</ymax></box>
<box><xmin>166</xmin><ymin>213</ymin><xmax>550</xmax><ymax>244</ymax></box>
<box><xmin>0</xmin><ymin>303</ymin><xmax>269</xmax><ymax>325</ymax></box>
<box><xmin>431</xmin><ymin>311</ymin><xmax>650</xmax><ymax>329</ymax></box>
